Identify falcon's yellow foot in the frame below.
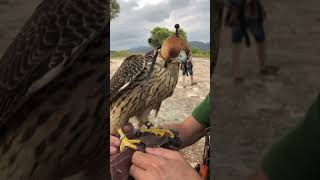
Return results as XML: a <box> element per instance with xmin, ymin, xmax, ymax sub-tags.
<box><xmin>140</xmin><ymin>127</ymin><xmax>175</xmax><ymax>139</ymax></box>
<box><xmin>117</xmin><ymin>129</ymin><xmax>141</xmax><ymax>152</ymax></box>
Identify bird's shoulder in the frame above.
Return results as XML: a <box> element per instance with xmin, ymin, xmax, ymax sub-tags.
<box><xmin>110</xmin><ymin>54</ymin><xmax>151</xmax><ymax>101</ymax></box>
<box><xmin>0</xmin><ymin>0</ymin><xmax>107</xmax><ymax>122</ymax></box>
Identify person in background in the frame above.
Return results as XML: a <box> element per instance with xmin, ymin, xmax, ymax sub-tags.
<box><xmin>225</xmin><ymin>0</ymin><xmax>279</xmax><ymax>83</ymax></box>
<box><xmin>181</xmin><ymin>53</ymin><xmax>196</xmax><ymax>87</ymax></box>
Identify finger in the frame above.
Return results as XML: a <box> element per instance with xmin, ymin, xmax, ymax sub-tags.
<box><xmin>132</xmin><ymin>151</ymin><xmax>163</xmax><ymax>170</ymax></box>
<box><xmin>110</xmin><ymin>135</ymin><xmax>120</xmax><ymax>147</ymax></box>
<box><xmin>130</xmin><ymin>164</ymin><xmax>147</xmax><ymax>180</ymax></box>
<box><xmin>122</xmin><ymin>122</ymin><xmax>134</xmax><ymax>134</ymax></box>
<box><xmin>145</xmin><ymin>147</ymin><xmax>182</xmax><ymax>160</ymax></box>
<box><xmin>110</xmin><ymin>146</ymin><xmax>118</xmax><ymax>155</ymax></box>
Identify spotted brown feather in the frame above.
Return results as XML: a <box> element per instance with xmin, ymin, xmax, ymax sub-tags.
<box><xmin>0</xmin><ymin>0</ymin><xmax>107</xmax><ymax>125</ymax></box>
<box><xmin>110</xmin><ymin>55</ymin><xmax>147</xmax><ymax>101</ymax></box>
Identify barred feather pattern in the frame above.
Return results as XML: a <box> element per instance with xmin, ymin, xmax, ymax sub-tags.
<box><xmin>0</xmin><ymin>0</ymin><xmax>108</xmax><ymax>124</ymax></box>
<box><xmin>110</xmin><ymin>54</ymin><xmax>179</xmax><ymax>134</ymax></box>
<box><xmin>0</xmin><ymin>0</ymin><xmax>109</xmax><ymax>179</ymax></box>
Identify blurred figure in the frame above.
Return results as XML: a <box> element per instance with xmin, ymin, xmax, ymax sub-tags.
<box><xmin>181</xmin><ymin>53</ymin><xmax>196</xmax><ymax>87</ymax></box>
<box><xmin>225</xmin><ymin>0</ymin><xmax>279</xmax><ymax>83</ymax></box>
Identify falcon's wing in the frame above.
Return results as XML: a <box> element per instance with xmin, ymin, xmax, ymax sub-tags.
<box><xmin>0</xmin><ymin>0</ymin><xmax>108</xmax><ymax>123</ymax></box>
<box><xmin>110</xmin><ymin>55</ymin><xmax>147</xmax><ymax>101</ymax></box>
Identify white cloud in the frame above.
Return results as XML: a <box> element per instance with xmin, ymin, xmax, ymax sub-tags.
<box><xmin>111</xmin><ymin>0</ymin><xmax>210</xmax><ymax>50</ymax></box>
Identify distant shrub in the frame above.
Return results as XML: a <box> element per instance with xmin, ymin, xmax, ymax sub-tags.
<box><xmin>110</xmin><ymin>51</ymin><xmax>141</xmax><ymax>58</ymax></box>
<box><xmin>191</xmin><ymin>48</ymin><xmax>210</xmax><ymax>58</ymax></box>
<box><xmin>110</xmin><ymin>49</ymin><xmax>209</xmax><ymax>59</ymax></box>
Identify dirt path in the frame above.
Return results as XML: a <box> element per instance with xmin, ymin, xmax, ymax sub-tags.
<box><xmin>111</xmin><ymin>57</ymin><xmax>210</xmax><ymax>167</ymax></box>
<box><xmin>213</xmin><ymin>0</ymin><xmax>320</xmax><ymax>179</ymax></box>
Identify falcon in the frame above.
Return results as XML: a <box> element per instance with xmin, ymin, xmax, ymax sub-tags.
<box><xmin>110</xmin><ymin>24</ymin><xmax>191</xmax><ymax>151</ymax></box>
<box><xmin>0</xmin><ymin>0</ymin><xmax>108</xmax><ymax>179</ymax></box>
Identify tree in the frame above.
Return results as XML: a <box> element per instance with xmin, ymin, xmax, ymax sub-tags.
<box><xmin>110</xmin><ymin>0</ymin><xmax>120</xmax><ymax>20</ymax></box>
<box><xmin>191</xmin><ymin>47</ymin><xmax>201</xmax><ymax>54</ymax></box>
<box><xmin>148</xmin><ymin>27</ymin><xmax>188</xmax><ymax>48</ymax></box>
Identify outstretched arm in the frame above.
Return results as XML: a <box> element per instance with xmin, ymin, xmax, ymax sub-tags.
<box><xmin>162</xmin><ymin>93</ymin><xmax>211</xmax><ymax>148</ymax></box>
<box><xmin>161</xmin><ymin>115</ymin><xmax>206</xmax><ymax>148</ymax></box>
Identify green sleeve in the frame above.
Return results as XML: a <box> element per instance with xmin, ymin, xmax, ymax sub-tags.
<box><xmin>192</xmin><ymin>93</ymin><xmax>211</xmax><ymax>128</ymax></box>
<box><xmin>262</xmin><ymin>95</ymin><xmax>320</xmax><ymax>180</ymax></box>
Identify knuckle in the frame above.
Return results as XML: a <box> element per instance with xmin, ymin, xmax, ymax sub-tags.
<box><xmin>157</xmin><ymin>159</ymin><xmax>166</xmax><ymax>166</ymax></box>
<box><xmin>131</xmin><ymin>152</ymin><xmax>139</xmax><ymax>162</ymax></box>
<box><xmin>151</xmin><ymin>160</ymin><xmax>163</xmax><ymax>170</ymax></box>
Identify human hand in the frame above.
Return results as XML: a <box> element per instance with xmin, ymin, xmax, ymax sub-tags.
<box><xmin>130</xmin><ymin>148</ymin><xmax>201</xmax><ymax>180</ymax></box>
<box><xmin>110</xmin><ymin>123</ymin><xmax>134</xmax><ymax>157</ymax></box>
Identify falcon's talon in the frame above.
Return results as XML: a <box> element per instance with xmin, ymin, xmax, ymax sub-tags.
<box><xmin>117</xmin><ymin>129</ymin><xmax>141</xmax><ymax>152</ymax></box>
<box><xmin>139</xmin><ymin>127</ymin><xmax>175</xmax><ymax>139</ymax></box>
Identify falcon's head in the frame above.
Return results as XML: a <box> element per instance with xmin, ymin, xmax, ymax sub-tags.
<box><xmin>159</xmin><ymin>24</ymin><xmax>191</xmax><ymax>66</ymax></box>
<box><xmin>144</xmin><ymin>24</ymin><xmax>190</xmax><ymax>85</ymax></box>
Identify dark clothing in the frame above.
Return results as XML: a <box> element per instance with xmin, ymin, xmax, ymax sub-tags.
<box><xmin>244</xmin><ymin>0</ymin><xmax>265</xmax><ymax>22</ymax></box>
<box><xmin>181</xmin><ymin>62</ymin><xmax>193</xmax><ymax>76</ymax></box>
<box><xmin>262</xmin><ymin>95</ymin><xmax>320</xmax><ymax>180</ymax></box>
<box><xmin>181</xmin><ymin>61</ymin><xmax>193</xmax><ymax>76</ymax></box>
<box><xmin>226</xmin><ymin>0</ymin><xmax>266</xmax><ymax>44</ymax></box>
<box><xmin>232</xmin><ymin>19</ymin><xmax>265</xmax><ymax>43</ymax></box>
<box><xmin>226</xmin><ymin>0</ymin><xmax>265</xmax><ymax>20</ymax></box>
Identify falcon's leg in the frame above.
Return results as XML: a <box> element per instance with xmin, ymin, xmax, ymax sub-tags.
<box><xmin>145</xmin><ymin>121</ymin><xmax>154</xmax><ymax>128</ymax></box>
<box><xmin>136</xmin><ymin>109</ymin><xmax>152</xmax><ymax>128</ymax></box>
<box><xmin>117</xmin><ymin>129</ymin><xmax>140</xmax><ymax>152</ymax></box>
<box><xmin>136</xmin><ymin>109</ymin><xmax>175</xmax><ymax>138</ymax></box>
<box><xmin>139</xmin><ymin>127</ymin><xmax>175</xmax><ymax>139</ymax></box>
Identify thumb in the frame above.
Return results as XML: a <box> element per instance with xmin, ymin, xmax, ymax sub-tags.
<box><xmin>145</xmin><ymin>147</ymin><xmax>182</xmax><ymax>160</ymax></box>
<box><xmin>122</xmin><ymin>122</ymin><xmax>134</xmax><ymax>134</ymax></box>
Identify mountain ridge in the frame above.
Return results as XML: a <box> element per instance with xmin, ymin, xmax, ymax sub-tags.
<box><xmin>114</xmin><ymin>41</ymin><xmax>210</xmax><ymax>53</ymax></box>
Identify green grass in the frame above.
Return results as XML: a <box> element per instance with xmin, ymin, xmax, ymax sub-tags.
<box><xmin>191</xmin><ymin>47</ymin><xmax>210</xmax><ymax>59</ymax></box>
<box><xmin>192</xmin><ymin>52</ymin><xmax>210</xmax><ymax>58</ymax></box>
<box><xmin>111</xmin><ymin>50</ymin><xmax>135</xmax><ymax>58</ymax></box>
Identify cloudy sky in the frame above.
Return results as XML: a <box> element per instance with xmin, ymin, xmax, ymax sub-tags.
<box><xmin>110</xmin><ymin>0</ymin><xmax>210</xmax><ymax>50</ymax></box>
